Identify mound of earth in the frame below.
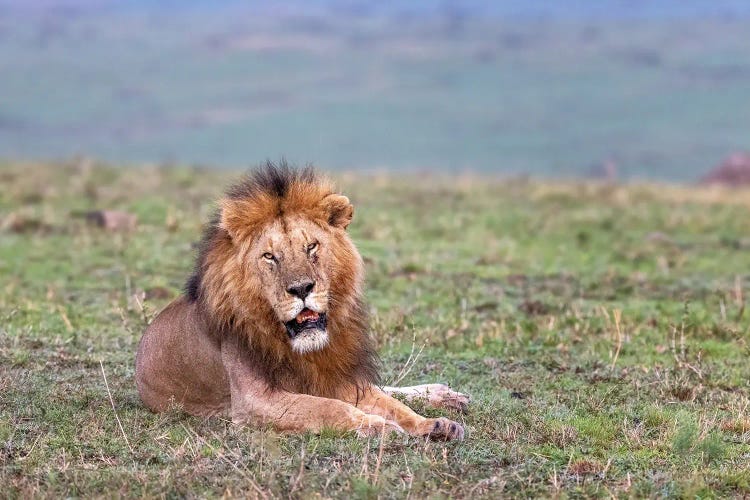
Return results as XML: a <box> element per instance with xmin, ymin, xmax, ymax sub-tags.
<box><xmin>701</xmin><ymin>152</ymin><xmax>750</xmax><ymax>186</ymax></box>
<box><xmin>586</xmin><ymin>159</ymin><xmax>618</xmax><ymax>181</ymax></box>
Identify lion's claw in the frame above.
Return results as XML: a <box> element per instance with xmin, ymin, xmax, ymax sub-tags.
<box><xmin>423</xmin><ymin>417</ymin><xmax>464</xmax><ymax>441</ymax></box>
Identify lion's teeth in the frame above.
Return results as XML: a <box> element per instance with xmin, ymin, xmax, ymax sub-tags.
<box><xmin>296</xmin><ymin>309</ymin><xmax>319</xmax><ymax>323</ymax></box>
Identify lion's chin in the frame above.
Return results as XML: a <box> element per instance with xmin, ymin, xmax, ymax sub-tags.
<box><xmin>284</xmin><ymin>309</ymin><xmax>329</xmax><ymax>354</ymax></box>
<box><xmin>289</xmin><ymin>329</ymin><xmax>329</xmax><ymax>354</ymax></box>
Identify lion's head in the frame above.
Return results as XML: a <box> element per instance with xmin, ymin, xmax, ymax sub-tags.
<box><xmin>185</xmin><ymin>162</ymin><xmax>377</xmax><ymax>395</ymax></box>
<box><xmin>234</xmin><ymin>213</ymin><xmax>334</xmax><ymax>353</ymax></box>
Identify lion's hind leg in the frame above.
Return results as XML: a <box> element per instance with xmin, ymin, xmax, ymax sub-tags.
<box><xmin>382</xmin><ymin>384</ymin><xmax>470</xmax><ymax>413</ymax></box>
<box><xmin>353</xmin><ymin>386</ymin><xmax>465</xmax><ymax>440</ymax></box>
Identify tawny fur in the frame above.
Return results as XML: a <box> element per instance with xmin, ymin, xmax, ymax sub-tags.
<box><xmin>135</xmin><ymin>161</ymin><xmax>467</xmax><ymax>440</ymax></box>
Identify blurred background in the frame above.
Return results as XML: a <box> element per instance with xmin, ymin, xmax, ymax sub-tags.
<box><xmin>1</xmin><ymin>0</ymin><xmax>749</xmax><ymax>181</ymax></box>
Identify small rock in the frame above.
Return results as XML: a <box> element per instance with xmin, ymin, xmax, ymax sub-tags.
<box><xmin>645</xmin><ymin>231</ymin><xmax>674</xmax><ymax>244</ymax></box>
<box><xmin>519</xmin><ymin>299</ymin><xmax>549</xmax><ymax>316</ymax></box>
<box><xmin>587</xmin><ymin>158</ymin><xmax>618</xmax><ymax>181</ymax></box>
<box><xmin>85</xmin><ymin>210</ymin><xmax>137</xmax><ymax>231</ymax></box>
<box><xmin>701</xmin><ymin>152</ymin><xmax>750</xmax><ymax>186</ymax></box>
<box><xmin>2</xmin><ymin>213</ymin><xmax>53</xmax><ymax>234</ymax></box>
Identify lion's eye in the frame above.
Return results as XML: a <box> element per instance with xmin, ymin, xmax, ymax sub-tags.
<box><xmin>306</xmin><ymin>242</ymin><xmax>318</xmax><ymax>254</ymax></box>
<box><xmin>262</xmin><ymin>252</ymin><xmax>275</xmax><ymax>261</ymax></box>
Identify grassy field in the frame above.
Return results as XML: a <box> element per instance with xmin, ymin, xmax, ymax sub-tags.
<box><xmin>1</xmin><ymin>161</ymin><xmax>750</xmax><ymax>498</ymax></box>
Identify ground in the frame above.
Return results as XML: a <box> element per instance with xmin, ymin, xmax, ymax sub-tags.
<box><xmin>1</xmin><ymin>161</ymin><xmax>749</xmax><ymax>498</ymax></box>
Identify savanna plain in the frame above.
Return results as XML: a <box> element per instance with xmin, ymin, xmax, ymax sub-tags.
<box><xmin>1</xmin><ymin>162</ymin><xmax>749</xmax><ymax>498</ymax></box>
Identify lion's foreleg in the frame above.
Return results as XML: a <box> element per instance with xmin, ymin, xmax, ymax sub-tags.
<box><xmin>351</xmin><ymin>386</ymin><xmax>465</xmax><ymax>441</ymax></box>
<box><xmin>233</xmin><ymin>389</ymin><xmax>404</xmax><ymax>435</ymax></box>
<box><xmin>382</xmin><ymin>383</ymin><xmax>470</xmax><ymax>413</ymax></box>
<box><xmin>221</xmin><ymin>340</ymin><xmax>401</xmax><ymax>436</ymax></box>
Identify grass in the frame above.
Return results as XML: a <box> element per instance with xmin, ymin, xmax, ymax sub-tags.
<box><xmin>1</xmin><ymin>160</ymin><xmax>750</xmax><ymax>497</ymax></box>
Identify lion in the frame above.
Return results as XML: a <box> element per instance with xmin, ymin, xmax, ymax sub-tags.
<box><xmin>135</xmin><ymin>162</ymin><xmax>468</xmax><ymax>440</ymax></box>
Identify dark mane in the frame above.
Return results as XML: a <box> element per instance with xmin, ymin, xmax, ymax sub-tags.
<box><xmin>185</xmin><ymin>210</ymin><xmax>220</xmax><ymax>302</ymax></box>
<box><xmin>227</xmin><ymin>159</ymin><xmax>317</xmax><ymax>200</ymax></box>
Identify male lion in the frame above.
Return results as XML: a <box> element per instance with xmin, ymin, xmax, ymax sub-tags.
<box><xmin>135</xmin><ymin>163</ymin><xmax>467</xmax><ymax>440</ymax></box>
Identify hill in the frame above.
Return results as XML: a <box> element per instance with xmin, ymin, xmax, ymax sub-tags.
<box><xmin>1</xmin><ymin>6</ymin><xmax>749</xmax><ymax>178</ymax></box>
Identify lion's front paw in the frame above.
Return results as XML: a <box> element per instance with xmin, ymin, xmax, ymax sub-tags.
<box><xmin>419</xmin><ymin>417</ymin><xmax>464</xmax><ymax>441</ymax></box>
<box><xmin>355</xmin><ymin>414</ymin><xmax>405</xmax><ymax>438</ymax></box>
<box><xmin>421</xmin><ymin>384</ymin><xmax>471</xmax><ymax>413</ymax></box>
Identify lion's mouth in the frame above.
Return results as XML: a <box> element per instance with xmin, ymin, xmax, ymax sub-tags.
<box><xmin>285</xmin><ymin>308</ymin><xmax>327</xmax><ymax>339</ymax></box>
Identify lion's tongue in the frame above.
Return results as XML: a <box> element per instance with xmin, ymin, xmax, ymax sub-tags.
<box><xmin>296</xmin><ymin>309</ymin><xmax>319</xmax><ymax>324</ymax></box>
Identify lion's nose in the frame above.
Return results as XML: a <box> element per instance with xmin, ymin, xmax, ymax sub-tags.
<box><xmin>286</xmin><ymin>280</ymin><xmax>315</xmax><ymax>300</ymax></box>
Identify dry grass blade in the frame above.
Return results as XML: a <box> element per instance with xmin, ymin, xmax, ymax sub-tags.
<box><xmin>193</xmin><ymin>428</ymin><xmax>269</xmax><ymax>499</ymax></box>
<box><xmin>391</xmin><ymin>331</ymin><xmax>426</xmax><ymax>386</ymax></box>
<box><xmin>735</xmin><ymin>275</ymin><xmax>745</xmax><ymax>320</ymax></box>
<box><xmin>289</xmin><ymin>446</ymin><xmax>306</xmax><ymax>496</ymax></box>
<box><xmin>99</xmin><ymin>360</ymin><xmax>135</xmax><ymax>459</ymax></box>
<box><xmin>372</xmin><ymin>423</ymin><xmax>387</xmax><ymax>485</ymax></box>
<box><xmin>610</xmin><ymin>309</ymin><xmax>622</xmax><ymax>370</ymax></box>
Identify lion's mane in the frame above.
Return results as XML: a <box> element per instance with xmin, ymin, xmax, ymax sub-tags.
<box><xmin>184</xmin><ymin>162</ymin><xmax>379</xmax><ymax>399</ymax></box>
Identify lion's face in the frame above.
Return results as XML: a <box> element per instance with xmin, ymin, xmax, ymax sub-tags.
<box><xmin>213</xmin><ymin>173</ymin><xmax>358</xmax><ymax>356</ymax></box>
<box><xmin>251</xmin><ymin>216</ymin><xmax>335</xmax><ymax>354</ymax></box>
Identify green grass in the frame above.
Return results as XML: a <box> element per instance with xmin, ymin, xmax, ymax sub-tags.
<box><xmin>1</xmin><ymin>161</ymin><xmax>750</xmax><ymax>497</ymax></box>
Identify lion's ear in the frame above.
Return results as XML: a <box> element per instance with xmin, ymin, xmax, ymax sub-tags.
<box><xmin>219</xmin><ymin>199</ymin><xmax>242</xmax><ymax>240</ymax></box>
<box><xmin>320</xmin><ymin>194</ymin><xmax>353</xmax><ymax>229</ymax></box>
<box><xmin>219</xmin><ymin>198</ymin><xmax>261</xmax><ymax>241</ymax></box>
